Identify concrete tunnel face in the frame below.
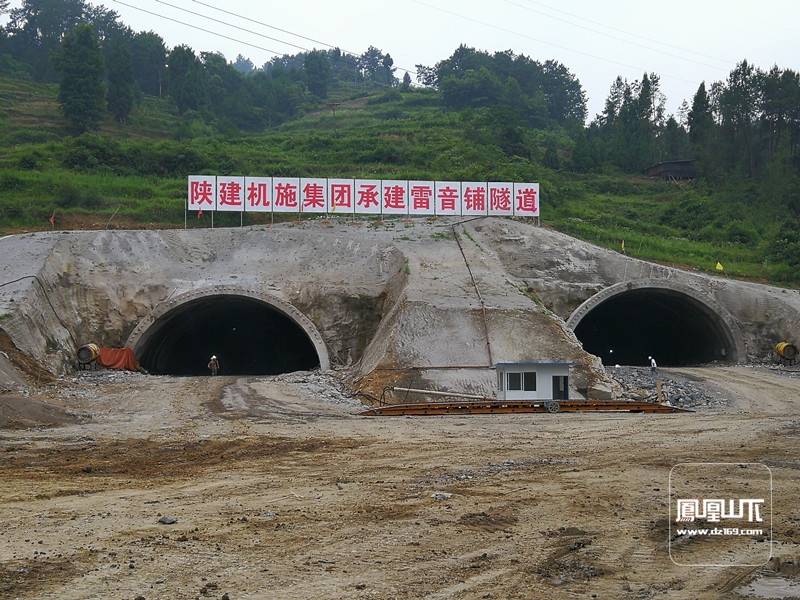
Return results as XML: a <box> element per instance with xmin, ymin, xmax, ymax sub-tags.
<box><xmin>134</xmin><ymin>295</ymin><xmax>321</xmax><ymax>376</ymax></box>
<box><xmin>571</xmin><ymin>286</ymin><xmax>739</xmax><ymax>367</ymax></box>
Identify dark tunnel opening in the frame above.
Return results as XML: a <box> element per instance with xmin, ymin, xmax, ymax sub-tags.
<box><xmin>136</xmin><ymin>295</ymin><xmax>320</xmax><ymax>376</ymax></box>
<box><xmin>573</xmin><ymin>289</ymin><xmax>735</xmax><ymax>367</ymax></box>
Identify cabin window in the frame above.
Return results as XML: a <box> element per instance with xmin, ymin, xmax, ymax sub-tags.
<box><xmin>506</xmin><ymin>371</ymin><xmax>536</xmax><ymax>391</ymax></box>
<box><xmin>523</xmin><ymin>372</ymin><xmax>537</xmax><ymax>391</ymax></box>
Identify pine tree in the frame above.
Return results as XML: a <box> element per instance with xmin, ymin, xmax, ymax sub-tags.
<box><xmin>167</xmin><ymin>45</ymin><xmax>205</xmax><ymax>115</ymax></box>
<box><xmin>106</xmin><ymin>41</ymin><xmax>134</xmax><ymax>123</ymax></box>
<box><xmin>51</xmin><ymin>22</ymin><xmax>105</xmax><ymax>133</ymax></box>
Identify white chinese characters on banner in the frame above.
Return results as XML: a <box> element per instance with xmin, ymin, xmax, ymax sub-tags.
<box><xmin>187</xmin><ymin>177</ymin><xmax>538</xmax><ymax>218</ymax></box>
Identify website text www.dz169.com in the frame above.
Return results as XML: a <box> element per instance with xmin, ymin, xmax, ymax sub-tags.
<box><xmin>675</xmin><ymin>527</ymin><xmax>763</xmax><ymax>536</ymax></box>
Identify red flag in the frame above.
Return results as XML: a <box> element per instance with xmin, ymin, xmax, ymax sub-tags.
<box><xmin>49</xmin><ymin>210</ymin><xmax>55</xmax><ymax>225</ymax></box>
<box><xmin>197</xmin><ymin>208</ymin><xmax>202</xmax><ymax>218</ymax></box>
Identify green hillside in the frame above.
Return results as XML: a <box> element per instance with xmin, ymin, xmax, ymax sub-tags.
<box><xmin>0</xmin><ymin>74</ymin><xmax>796</xmax><ymax>286</ymax></box>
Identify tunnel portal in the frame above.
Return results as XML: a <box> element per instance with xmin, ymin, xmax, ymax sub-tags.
<box><xmin>570</xmin><ymin>284</ymin><xmax>741</xmax><ymax>367</ymax></box>
<box><xmin>134</xmin><ymin>294</ymin><xmax>322</xmax><ymax>376</ymax></box>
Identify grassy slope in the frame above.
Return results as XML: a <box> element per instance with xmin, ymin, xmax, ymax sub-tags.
<box><xmin>0</xmin><ymin>76</ymin><xmax>788</xmax><ymax>285</ymax></box>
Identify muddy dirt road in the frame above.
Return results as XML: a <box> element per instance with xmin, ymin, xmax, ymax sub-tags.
<box><xmin>1</xmin><ymin>366</ymin><xmax>799</xmax><ymax>599</ymax></box>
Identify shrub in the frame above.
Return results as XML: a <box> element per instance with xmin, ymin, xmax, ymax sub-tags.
<box><xmin>367</xmin><ymin>88</ymin><xmax>402</xmax><ymax>105</ymax></box>
<box><xmin>723</xmin><ymin>220</ymin><xmax>758</xmax><ymax>245</ymax></box>
<box><xmin>17</xmin><ymin>152</ymin><xmax>40</xmax><ymax>170</ymax></box>
<box><xmin>0</xmin><ymin>172</ymin><xmax>24</xmax><ymax>191</ymax></box>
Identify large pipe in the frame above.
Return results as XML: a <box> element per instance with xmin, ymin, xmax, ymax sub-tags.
<box><xmin>775</xmin><ymin>342</ymin><xmax>798</xmax><ymax>359</ymax></box>
<box><xmin>76</xmin><ymin>343</ymin><xmax>100</xmax><ymax>364</ymax></box>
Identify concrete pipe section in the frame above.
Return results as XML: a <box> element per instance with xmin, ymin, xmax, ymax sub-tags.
<box><xmin>128</xmin><ymin>288</ymin><xmax>329</xmax><ymax>376</ymax></box>
<box><xmin>567</xmin><ymin>280</ymin><xmax>745</xmax><ymax>367</ymax></box>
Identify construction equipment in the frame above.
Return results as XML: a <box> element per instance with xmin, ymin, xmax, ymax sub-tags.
<box><xmin>76</xmin><ymin>343</ymin><xmax>100</xmax><ymax>370</ymax></box>
<box><xmin>775</xmin><ymin>342</ymin><xmax>798</xmax><ymax>365</ymax></box>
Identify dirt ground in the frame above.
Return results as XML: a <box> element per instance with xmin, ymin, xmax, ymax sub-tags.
<box><xmin>1</xmin><ymin>366</ymin><xmax>799</xmax><ymax>600</ymax></box>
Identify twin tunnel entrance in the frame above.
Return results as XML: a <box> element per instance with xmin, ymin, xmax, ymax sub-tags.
<box><xmin>127</xmin><ymin>281</ymin><xmax>743</xmax><ymax>376</ymax></box>
<box><xmin>128</xmin><ymin>290</ymin><xmax>329</xmax><ymax>376</ymax></box>
<box><xmin>568</xmin><ymin>281</ymin><xmax>744</xmax><ymax>367</ymax></box>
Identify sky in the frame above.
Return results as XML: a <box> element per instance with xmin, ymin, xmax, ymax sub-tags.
<box><xmin>6</xmin><ymin>0</ymin><xmax>800</xmax><ymax>120</ymax></box>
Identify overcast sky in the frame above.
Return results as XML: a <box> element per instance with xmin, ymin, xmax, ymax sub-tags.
<box><xmin>7</xmin><ymin>0</ymin><xmax>800</xmax><ymax>120</ymax></box>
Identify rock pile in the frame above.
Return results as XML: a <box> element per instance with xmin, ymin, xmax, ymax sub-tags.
<box><xmin>274</xmin><ymin>369</ymin><xmax>367</xmax><ymax>409</ymax></box>
<box><xmin>607</xmin><ymin>366</ymin><xmax>729</xmax><ymax>409</ymax></box>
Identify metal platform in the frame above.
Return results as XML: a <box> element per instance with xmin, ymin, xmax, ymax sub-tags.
<box><xmin>359</xmin><ymin>399</ymin><xmax>693</xmax><ymax>416</ymax></box>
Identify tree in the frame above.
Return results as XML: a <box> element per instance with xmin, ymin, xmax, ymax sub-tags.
<box><xmin>6</xmin><ymin>0</ymin><xmax>86</xmax><ymax>80</ymax></box>
<box><xmin>717</xmin><ymin>60</ymin><xmax>763</xmax><ymax>177</ymax></box>
<box><xmin>233</xmin><ymin>54</ymin><xmax>254</xmax><ymax>75</ymax></box>
<box><xmin>167</xmin><ymin>45</ymin><xmax>205</xmax><ymax>114</ymax></box>
<box><xmin>440</xmin><ymin>66</ymin><xmax>505</xmax><ymax>109</ymax></box>
<box><xmin>51</xmin><ymin>22</ymin><xmax>105</xmax><ymax>132</ymax></box>
<box><xmin>106</xmin><ymin>40</ymin><xmax>134</xmax><ymax>123</ymax></box>
<box><xmin>629</xmin><ymin>72</ymin><xmax>665</xmax><ymax>166</ymax></box>
<box><xmin>415</xmin><ymin>63</ymin><xmax>437</xmax><ymax>87</ymax></box>
<box><xmin>661</xmin><ymin>116</ymin><xmax>690</xmax><ymax>160</ymax></box>
<box><xmin>433</xmin><ymin>45</ymin><xmax>492</xmax><ymax>82</ymax></box>
<box><xmin>304</xmin><ymin>49</ymin><xmax>331</xmax><ymax>98</ymax></box>
<box><xmin>598</xmin><ymin>76</ymin><xmax>626</xmax><ymax>126</ymax></box>
<box><xmin>327</xmin><ymin>48</ymin><xmax>359</xmax><ymax>84</ymax></box>
<box><xmin>246</xmin><ymin>68</ymin><xmax>303</xmax><ymax>126</ymax></box>
<box><xmin>570</xmin><ymin>128</ymin><xmax>596</xmax><ymax>173</ymax></box>
<box><xmin>0</xmin><ymin>2</ymin><xmax>7</xmax><ymax>54</ymax></box>
<box><xmin>687</xmin><ymin>82</ymin><xmax>713</xmax><ymax>148</ymax></box>
<box><xmin>201</xmin><ymin>51</ymin><xmax>255</xmax><ymax>130</ymax></box>
<box><xmin>84</xmin><ymin>3</ymin><xmax>129</xmax><ymax>51</ymax></box>
<box><xmin>130</xmin><ymin>31</ymin><xmax>167</xmax><ymax>97</ymax></box>
<box><xmin>379</xmin><ymin>53</ymin><xmax>396</xmax><ymax>87</ymax></box>
<box><xmin>543</xmin><ymin>136</ymin><xmax>560</xmax><ymax>169</ymax></box>
<box><xmin>761</xmin><ymin>66</ymin><xmax>800</xmax><ymax>161</ymax></box>
<box><xmin>686</xmin><ymin>81</ymin><xmax>717</xmax><ymax>176</ymax></box>
<box><xmin>540</xmin><ymin>59</ymin><xmax>587</xmax><ymax>125</ymax></box>
<box><xmin>591</xmin><ymin>72</ymin><xmax>668</xmax><ymax>172</ymax></box>
<box><xmin>358</xmin><ymin>46</ymin><xmax>396</xmax><ymax>86</ymax></box>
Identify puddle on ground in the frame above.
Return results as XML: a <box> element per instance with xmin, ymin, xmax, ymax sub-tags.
<box><xmin>737</xmin><ymin>557</ymin><xmax>800</xmax><ymax>599</ymax></box>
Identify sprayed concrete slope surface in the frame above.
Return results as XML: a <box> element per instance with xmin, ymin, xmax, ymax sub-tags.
<box><xmin>1</xmin><ymin>218</ymin><xmax>799</xmax><ymax>398</ymax></box>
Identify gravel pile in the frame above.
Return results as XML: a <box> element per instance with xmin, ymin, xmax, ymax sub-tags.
<box><xmin>606</xmin><ymin>366</ymin><xmax>729</xmax><ymax>409</ymax></box>
<box><xmin>272</xmin><ymin>370</ymin><xmax>367</xmax><ymax>409</ymax></box>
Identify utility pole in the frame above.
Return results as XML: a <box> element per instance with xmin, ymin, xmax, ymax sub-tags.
<box><xmin>327</xmin><ymin>102</ymin><xmax>341</xmax><ymax>137</ymax></box>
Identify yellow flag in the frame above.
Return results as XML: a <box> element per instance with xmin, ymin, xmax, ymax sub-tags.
<box><xmin>715</xmin><ymin>261</ymin><xmax>724</xmax><ymax>271</ymax></box>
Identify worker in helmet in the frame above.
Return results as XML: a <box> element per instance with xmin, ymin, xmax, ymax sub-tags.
<box><xmin>208</xmin><ymin>355</ymin><xmax>219</xmax><ymax>376</ymax></box>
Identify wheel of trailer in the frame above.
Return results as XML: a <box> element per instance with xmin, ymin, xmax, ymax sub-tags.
<box><xmin>546</xmin><ymin>401</ymin><xmax>560</xmax><ymax>413</ymax></box>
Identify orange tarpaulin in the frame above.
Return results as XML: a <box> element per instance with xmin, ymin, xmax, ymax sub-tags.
<box><xmin>96</xmin><ymin>347</ymin><xmax>141</xmax><ymax>371</ymax></box>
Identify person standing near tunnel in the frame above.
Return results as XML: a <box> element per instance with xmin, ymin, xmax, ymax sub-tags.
<box><xmin>649</xmin><ymin>355</ymin><xmax>657</xmax><ymax>374</ymax></box>
<box><xmin>208</xmin><ymin>355</ymin><xmax>219</xmax><ymax>376</ymax></box>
